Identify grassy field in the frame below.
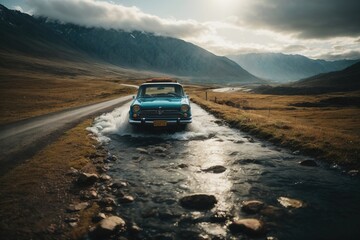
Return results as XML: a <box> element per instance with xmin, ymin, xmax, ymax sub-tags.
<box><xmin>0</xmin><ymin>119</ymin><xmax>103</xmax><ymax>239</ymax></box>
<box><xmin>187</xmin><ymin>86</ymin><xmax>360</xmax><ymax>169</ymax></box>
<box><xmin>0</xmin><ymin>51</ymin><xmax>159</xmax><ymax>125</ymax></box>
<box><xmin>0</xmin><ymin>52</ymin><xmax>150</xmax><ymax>238</ymax></box>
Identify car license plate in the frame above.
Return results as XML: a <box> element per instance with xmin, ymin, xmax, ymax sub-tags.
<box><xmin>153</xmin><ymin>120</ymin><xmax>167</xmax><ymax>127</ymax></box>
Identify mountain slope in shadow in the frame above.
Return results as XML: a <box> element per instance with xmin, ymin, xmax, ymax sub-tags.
<box><xmin>254</xmin><ymin>62</ymin><xmax>360</xmax><ymax>95</ymax></box>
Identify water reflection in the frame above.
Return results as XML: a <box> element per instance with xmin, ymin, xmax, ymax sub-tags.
<box><xmin>89</xmin><ymin>103</ymin><xmax>360</xmax><ymax>239</ymax></box>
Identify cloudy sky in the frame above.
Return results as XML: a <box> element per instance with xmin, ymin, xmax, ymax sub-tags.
<box><xmin>2</xmin><ymin>0</ymin><xmax>360</xmax><ymax>60</ymax></box>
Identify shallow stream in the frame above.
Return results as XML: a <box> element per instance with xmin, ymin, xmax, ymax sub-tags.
<box><xmin>88</xmin><ymin>103</ymin><xmax>360</xmax><ymax>239</ymax></box>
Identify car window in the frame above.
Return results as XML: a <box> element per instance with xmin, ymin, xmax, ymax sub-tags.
<box><xmin>138</xmin><ymin>85</ymin><xmax>184</xmax><ymax>98</ymax></box>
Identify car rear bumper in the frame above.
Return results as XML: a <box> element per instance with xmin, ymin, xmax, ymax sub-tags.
<box><xmin>129</xmin><ymin>118</ymin><xmax>192</xmax><ymax>125</ymax></box>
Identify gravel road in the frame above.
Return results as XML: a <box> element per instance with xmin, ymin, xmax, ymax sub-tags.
<box><xmin>0</xmin><ymin>95</ymin><xmax>133</xmax><ymax>176</ymax></box>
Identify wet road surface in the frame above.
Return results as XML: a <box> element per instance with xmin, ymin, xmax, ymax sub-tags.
<box><xmin>0</xmin><ymin>95</ymin><xmax>132</xmax><ymax>175</ymax></box>
<box><xmin>89</xmin><ymin>103</ymin><xmax>360</xmax><ymax>239</ymax></box>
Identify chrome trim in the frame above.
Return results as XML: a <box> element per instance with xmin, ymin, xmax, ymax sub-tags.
<box><xmin>129</xmin><ymin>119</ymin><xmax>192</xmax><ymax>124</ymax></box>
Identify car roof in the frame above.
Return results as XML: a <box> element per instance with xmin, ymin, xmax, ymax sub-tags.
<box><xmin>140</xmin><ymin>82</ymin><xmax>183</xmax><ymax>87</ymax></box>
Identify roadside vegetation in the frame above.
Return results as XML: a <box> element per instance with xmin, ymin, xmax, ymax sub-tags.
<box><xmin>187</xmin><ymin>86</ymin><xmax>360</xmax><ymax>169</ymax></box>
<box><xmin>0</xmin><ymin>119</ymin><xmax>101</xmax><ymax>239</ymax></box>
<box><xmin>0</xmin><ymin>51</ymin><xmax>151</xmax><ymax>125</ymax></box>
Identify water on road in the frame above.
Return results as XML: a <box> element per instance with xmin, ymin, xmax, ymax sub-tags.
<box><xmin>89</xmin><ymin>103</ymin><xmax>360</xmax><ymax>239</ymax></box>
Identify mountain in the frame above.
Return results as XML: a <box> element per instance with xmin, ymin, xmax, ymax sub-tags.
<box><xmin>227</xmin><ymin>53</ymin><xmax>358</xmax><ymax>82</ymax></box>
<box><xmin>0</xmin><ymin>5</ymin><xmax>261</xmax><ymax>84</ymax></box>
<box><xmin>254</xmin><ymin>62</ymin><xmax>360</xmax><ymax>95</ymax></box>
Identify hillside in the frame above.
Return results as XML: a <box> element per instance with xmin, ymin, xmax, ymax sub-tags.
<box><xmin>0</xmin><ymin>5</ymin><xmax>261</xmax><ymax>84</ymax></box>
<box><xmin>254</xmin><ymin>62</ymin><xmax>360</xmax><ymax>95</ymax></box>
<box><xmin>227</xmin><ymin>53</ymin><xmax>358</xmax><ymax>82</ymax></box>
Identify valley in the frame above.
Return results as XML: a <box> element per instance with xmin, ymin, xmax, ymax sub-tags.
<box><xmin>1</xmin><ymin>2</ymin><xmax>359</xmax><ymax>240</ymax></box>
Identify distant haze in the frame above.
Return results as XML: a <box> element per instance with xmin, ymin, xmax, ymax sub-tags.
<box><xmin>228</xmin><ymin>53</ymin><xmax>358</xmax><ymax>82</ymax></box>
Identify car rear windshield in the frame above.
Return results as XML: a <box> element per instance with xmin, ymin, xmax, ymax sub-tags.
<box><xmin>138</xmin><ymin>84</ymin><xmax>184</xmax><ymax>98</ymax></box>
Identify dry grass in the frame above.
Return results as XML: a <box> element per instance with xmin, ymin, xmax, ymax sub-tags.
<box><xmin>187</xmin><ymin>86</ymin><xmax>360</xmax><ymax>169</ymax></box>
<box><xmin>0</xmin><ymin>119</ymin><xmax>100</xmax><ymax>239</ymax></box>
<box><xmin>0</xmin><ymin>51</ymin><xmax>158</xmax><ymax>125</ymax></box>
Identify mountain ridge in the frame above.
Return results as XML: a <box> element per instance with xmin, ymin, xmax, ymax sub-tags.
<box><xmin>254</xmin><ymin>61</ymin><xmax>360</xmax><ymax>95</ymax></box>
<box><xmin>227</xmin><ymin>52</ymin><xmax>358</xmax><ymax>82</ymax></box>
<box><xmin>0</xmin><ymin>5</ymin><xmax>262</xmax><ymax>84</ymax></box>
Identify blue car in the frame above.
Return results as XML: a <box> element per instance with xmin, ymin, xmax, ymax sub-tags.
<box><xmin>129</xmin><ymin>80</ymin><xmax>192</xmax><ymax>127</ymax></box>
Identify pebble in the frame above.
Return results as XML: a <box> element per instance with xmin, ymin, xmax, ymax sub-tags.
<box><xmin>110</xmin><ymin>180</ymin><xmax>128</xmax><ymax>189</ymax></box>
<box><xmin>348</xmin><ymin>170</ymin><xmax>359</xmax><ymax>176</ymax></box>
<box><xmin>100</xmin><ymin>174</ymin><xmax>112</xmax><ymax>181</ymax></box>
<box><xmin>228</xmin><ymin>218</ymin><xmax>265</xmax><ymax>236</ymax></box>
<box><xmin>299</xmin><ymin>160</ymin><xmax>318</xmax><ymax>167</ymax></box>
<box><xmin>77</xmin><ymin>172</ymin><xmax>99</xmax><ymax>185</ymax></box>
<box><xmin>277</xmin><ymin>196</ymin><xmax>304</xmax><ymax>208</ymax></box>
<box><xmin>179</xmin><ymin>194</ymin><xmax>217</xmax><ymax>210</ymax></box>
<box><xmin>66</xmin><ymin>202</ymin><xmax>89</xmax><ymax>212</ymax></box>
<box><xmin>136</xmin><ymin>148</ymin><xmax>149</xmax><ymax>154</ymax></box>
<box><xmin>118</xmin><ymin>195</ymin><xmax>135</xmax><ymax>204</ymax></box>
<box><xmin>241</xmin><ymin>200</ymin><xmax>265</xmax><ymax>214</ymax></box>
<box><xmin>92</xmin><ymin>216</ymin><xmax>126</xmax><ymax>238</ymax></box>
<box><xmin>201</xmin><ymin>165</ymin><xmax>227</xmax><ymax>174</ymax></box>
<box><xmin>153</xmin><ymin>146</ymin><xmax>167</xmax><ymax>153</ymax></box>
<box><xmin>92</xmin><ymin>212</ymin><xmax>107</xmax><ymax>223</ymax></box>
<box><xmin>178</xmin><ymin>163</ymin><xmax>188</xmax><ymax>168</ymax></box>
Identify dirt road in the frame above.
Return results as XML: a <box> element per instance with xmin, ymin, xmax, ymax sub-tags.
<box><xmin>0</xmin><ymin>95</ymin><xmax>133</xmax><ymax>175</ymax></box>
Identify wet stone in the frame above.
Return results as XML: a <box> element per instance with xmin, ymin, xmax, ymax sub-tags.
<box><xmin>80</xmin><ymin>189</ymin><xmax>98</xmax><ymax>200</ymax></box>
<box><xmin>241</xmin><ymin>200</ymin><xmax>265</xmax><ymax>214</ymax></box>
<box><xmin>66</xmin><ymin>202</ymin><xmax>89</xmax><ymax>212</ymax></box>
<box><xmin>99</xmin><ymin>197</ymin><xmax>116</xmax><ymax>207</ymax></box>
<box><xmin>92</xmin><ymin>212</ymin><xmax>106</xmax><ymax>223</ymax></box>
<box><xmin>110</xmin><ymin>180</ymin><xmax>128</xmax><ymax>189</ymax></box>
<box><xmin>299</xmin><ymin>160</ymin><xmax>318</xmax><ymax>167</ymax></box>
<box><xmin>66</xmin><ymin>167</ymin><xmax>79</xmax><ymax>176</ymax></box>
<box><xmin>100</xmin><ymin>174</ymin><xmax>112</xmax><ymax>181</ymax></box>
<box><xmin>128</xmin><ymin>222</ymin><xmax>142</xmax><ymax>234</ymax></box>
<box><xmin>179</xmin><ymin>194</ymin><xmax>217</xmax><ymax>210</ymax></box>
<box><xmin>92</xmin><ymin>216</ymin><xmax>126</xmax><ymax>238</ymax></box>
<box><xmin>118</xmin><ymin>195</ymin><xmax>135</xmax><ymax>204</ymax></box>
<box><xmin>77</xmin><ymin>172</ymin><xmax>99</xmax><ymax>185</ymax></box>
<box><xmin>277</xmin><ymin>196</ymin><xmax>304</xmax><ymax>208</ymax></box>
<box><xmin>201</xmin><ymin>165</ymin><xmax>227</xmax><ymax>174</ymax></box>
<box><xmin>104</xmin><ymin>207</ymin><xmax>114</xmax><ymax>213</ymax></box>
<box><xmin>348</xmin><ymin>170</ymin><xmax>359</xmax><ymax>176</ymax></box>
<box><xmin>228</xmin><ymin>218</ymin><xmax>265</xmax><ymax>236</ymax></box>
<box><xmin>178</xmin><ymin>163</ymin><xmax>188</xmax><ymax>168</ymax></box>
<box><xmin>136</xmin><ymin>148</ymin><xmax>149</xmax><ymax>154</ymax></box>
<box><xmin>153</xmin><ymin>146</ymin><xmax>167</xmax><ymax>153</ymax></box>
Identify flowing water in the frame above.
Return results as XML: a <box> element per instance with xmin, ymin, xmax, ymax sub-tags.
<box><xmin>88</xmin><ymin>103</ymin><xmax>360</xmax><ymax>240</ymax></box>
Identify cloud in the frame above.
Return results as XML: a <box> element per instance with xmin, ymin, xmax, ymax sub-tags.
<box><xmin>235</xmin><ymin>0</ymin><xmax>360</xmax><ymax>39</ymax></box>
<box><xmin>282</xmin><ymin>45</ymin><xmax>307</xmax><ymax>53</ymax></box>
<box><xmin>27</xmin><ymin>0</ymin><xmax>210</xmax><ymax>38</ymax></box>
<box><xmin>315</xmin><ymin>50</ymin><xmax>360</xmax><ymax>60</ymax></box>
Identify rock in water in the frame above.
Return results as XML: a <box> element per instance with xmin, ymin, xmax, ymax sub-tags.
<box><xmin>228</xmin><ymin>218</ymin><xmax>264</xmax><ymax>236</ymax></box>
<box><xmin>136</xmin><ymin>148</ymin><xmax>149</xmax><ymax>154</ymax></box>
<box><xmin>77</xmin><ymin>172</ymin><xmax>99</xmax><ymax>185</ymax></box>
<box><xmin>92</xmin><ymin>216</ymin><xmax>126</xmax><ymax>238</ymax></box>
<box><xmin>299</xmin><ymin>160</ymin><xmax>318</xmax><ymax>167</ymax></box>
<box><xmin>66</xmin><ymin>202</ymin><xmax>89</xmax><ymax>212</ymax></box>
<box><xmin>201</xmin><ymin>165</ymin><xmax>227</xmax><ymax>174</ymax></box>
<box><xmin>179</xmin><ymin>194</ymin><xmax>217</xmax><ymax>210</ymax></box>
<box><xmin>277</xmin><ymin>197</ymin><xmax>304</xmax><ymax>208</ymax></box>
<box><xmin>241</xmin><ymin>200</ymin><xmax>265</xmax><ymax>214</ymax></box>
